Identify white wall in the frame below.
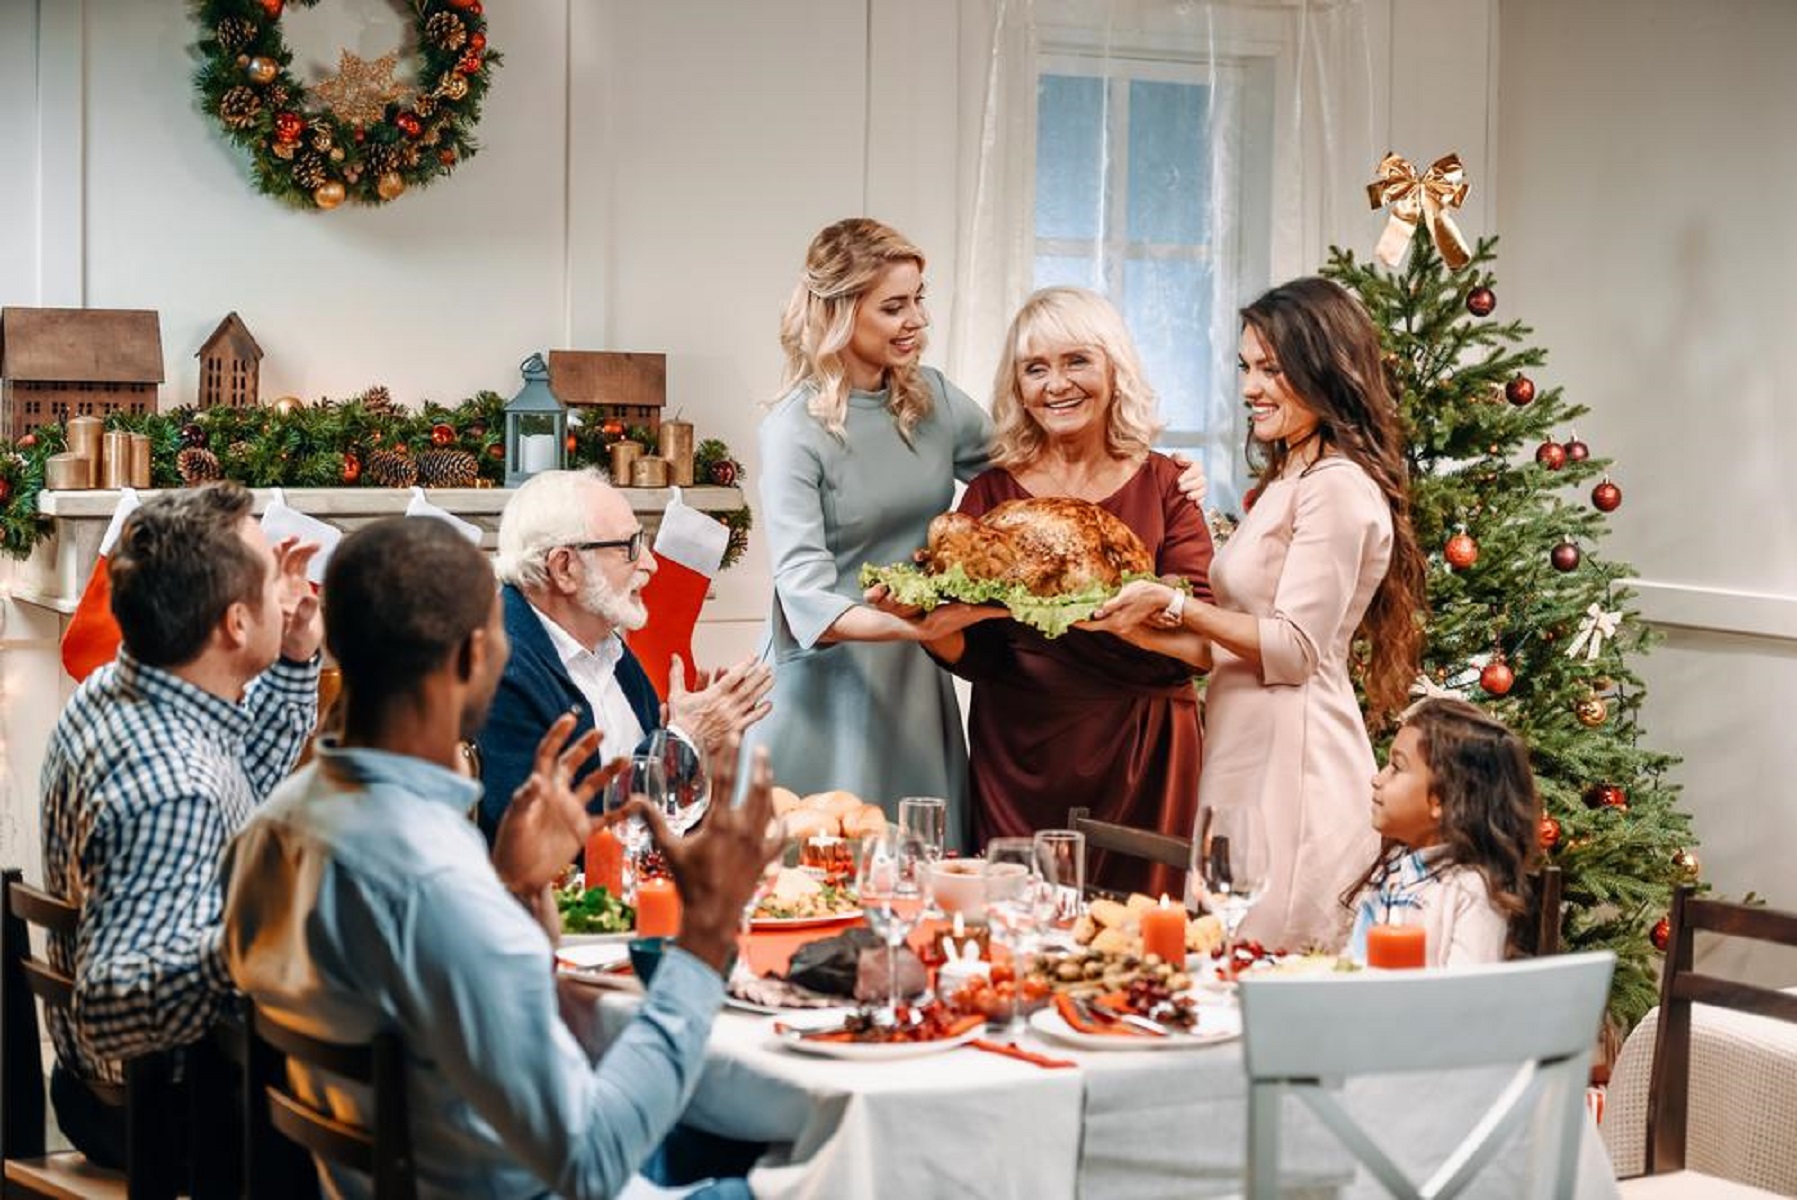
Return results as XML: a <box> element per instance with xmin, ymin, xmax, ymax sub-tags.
<box><xmin>1498</xmin><ymin>0</ymin><xmax>1797</xmax><ymax>984</ymax></box>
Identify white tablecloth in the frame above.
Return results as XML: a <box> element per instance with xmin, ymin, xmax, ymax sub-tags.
<box><xmin>598</xmin><ymin>996</ymin><xmax>1620</xmax><ymax>1199</ymax></box>
<box><xmin>1603</xmin><ymin>1000</ymin><xmax>1797</xmax><ymax>1193</ymax></box>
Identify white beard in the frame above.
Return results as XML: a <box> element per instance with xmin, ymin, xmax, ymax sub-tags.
<box><xmin>580</xmin><ymin>567</ymin><xmax>649</xmax><ymax>632</ymax></box>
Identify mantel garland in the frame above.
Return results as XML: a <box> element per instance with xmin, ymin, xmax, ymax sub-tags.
<box><xmin>0</xmin><ymin>388</ymin><xmax>753</xmax><ymax>570</ymax></box>
<box><xmin>193</xmin><ymin>0</ymin><xmax>501</xmax><ymax>209</ymax></box>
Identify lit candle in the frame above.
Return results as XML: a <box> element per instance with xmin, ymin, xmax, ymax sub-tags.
<box><xmin>584</xmin><ymin>825</ymin><xmax>624</xmax><ymax>897</ymax></box>
<box><xmin>635</xmin><ymin>876</ymin><xmax>682</xmax><ymax>938</ymax></box>
<box><xmin>518</xmin><ymin>432</ymin><xmax>557</xmax><ymax>474</ymax></box>
<box><xmin>1365</xmin><ymin>923</ymin><xmax>1427</xmax><ymax>969</ymax></box>
<box><xmin>1141</xmin><ymin>894</ymin><xmax>1187</xmax><ymax>965</ymax></box>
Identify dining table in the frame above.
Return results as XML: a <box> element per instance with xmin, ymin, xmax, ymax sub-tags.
<box><xmin>576</xmin><ymin>920</ymin><xmax>1624</xmax><ymax>1199</ymax></box>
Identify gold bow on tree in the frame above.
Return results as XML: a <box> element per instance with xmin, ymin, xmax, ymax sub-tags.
<box><xmin>1366</xmin><ymin>152</ymin><xmax>1472</xmax><ymax>270</ymax></box>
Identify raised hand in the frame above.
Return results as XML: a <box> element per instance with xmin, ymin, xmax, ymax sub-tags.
<box><xmin>1167</xmin><ymin>453</ymin><xmax>1209</xmax><ymax>509</ymax></box>
<box><xmin>271</xmin><ymin>536</ymin><xmax>324</xmax><ymax>661</ymax></box>
<box><xmin>665</xmin><ymin>653</ymin><xmax>775</xmax><ymax>753</ymax></box>
<box><xmin>492</xmin><ymin>714</ymin><xmax>627</xmax><ymax>896</ymax></box>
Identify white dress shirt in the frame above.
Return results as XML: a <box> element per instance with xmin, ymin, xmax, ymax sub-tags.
<box><xmin>533</xmin><ymin>609</ymin><xmax>647</xmax><ymax>758</ymax></box>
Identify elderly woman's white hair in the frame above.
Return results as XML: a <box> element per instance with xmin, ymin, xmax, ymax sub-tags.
<box><xmin>493</xmin><ymin>468</ymin><xmax>613</xmax><ymax>589</ymax></box>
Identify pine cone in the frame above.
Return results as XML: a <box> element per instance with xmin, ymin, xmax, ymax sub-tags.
<box><xmin>358</xmin><ymin>385</ymin><xmax>401</xmax><ymax>416</ymax></box>
<box><xmin>265</xmin><ymin>83</ymin><xmax>292</xmax><ymax>110</ymax></box>
<box><xmin>362</xmin><ymin>141</ymin><xmax>403</xmax><ymax>177</ymax></box>
<box><xmin>425</xmin><ymin>11</ymin><xmax>468</xmax><ymax>51</ymax></box>
<box><xmin>227</xmin><ymin>440</ymin><xmax>253</xmax><ymax>460</ymax></box>
<box><xmin>437</xmin><ymin>75</ymin><xmax>469</xmax><ymax>102</ymax></box>
<box><xmin>363</xmin><ymin>449</ymin><xmax>419</xmax><ymax>488</ymax></box>
<box><xmin>177</xmin><ymin>447</ymin><xmax>222</xmax><ymax>485</ymax></box>
<box><xmin>412</xmin><ymin>94</ymin><xmax>438</xmax><ymax>119</ymax></box>
<box><xmin>213</xmin><ymin>16</ymin><xmax>257</xmax><ymax>54</ymax></box>
<box><xmin>218</xmin><ymin>86</ymin><xmax>263</xmax><ymax>130</ymax></box>
<box><xmin>292</xmin><ymin>152</ymin><xmax>328</xmax><ymax>189</ymax></box>
<box><xmin>416</xmin><ymin>449</ymin><xmax>479</xmax><ymax>488</ymax></box>
<box><xmin>308</xmin><ymin>118</ymin><xmax>335</xmax><ymax>153</ymax></box>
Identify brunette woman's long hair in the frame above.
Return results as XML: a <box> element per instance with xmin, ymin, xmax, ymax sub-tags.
<box><xmin>1240</xmin><ymin>277</ymin><xmax>1425</xmax><ymax>720</ymax></box>
<box><xmin>1342</xmin><ymin>698</ymin><xmax>1543</xmax><ymax>954</ymax></box>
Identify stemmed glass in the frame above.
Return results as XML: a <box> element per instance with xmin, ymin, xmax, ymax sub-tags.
<box><xmin>646</xmin><ymin>729</ymin><xmax>708</xmax><ymax>836</ymax></box>
<box><xmin>1187</xmin><ymin>804</ymin><xmax>1269</xmax><ymax>979</ymax></box>
<box><xmin>857</xmin><ymin>827</ymin><xmax>931</xmax><ymax>1022</ymax></box>
<box><xmin>602</xmin><ymin>753</ymin><xmax>666</xmax><ymax>902</ymax></box>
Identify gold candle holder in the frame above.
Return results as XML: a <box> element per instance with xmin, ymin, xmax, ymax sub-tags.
<box><xmin>658</xmin><ymin>419</ymin><xmax>695</xmax><ymax>486</ymax></box>
<box><xmin>67</xmin><ymin>416</ymin><xmax>104</xmax><ymax>486</ymax></box>
<box><xmin>128</xmin><ymin>433</ymin><xmax>152</xmax><ymax>488</ymax></box>
<box><xmin>101</xmin><ymin>431</ymin><xmax>133</xmax><ymax>488</ymax></box>
<box><xmin>608</xmin><ymin>440</ymin><xmax>643</xmax><ymax>483</ymax></box>
<box><xmin>629</xmin><ymin>456</ymin><xmax>670</xmax><ymax>488</ymax></box>
<box><xmin>45</xmin><ymin>452</ymin><xmax>93</xmax><ymax>491</ymax></box>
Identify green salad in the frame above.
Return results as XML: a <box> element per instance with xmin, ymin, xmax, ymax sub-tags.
<box><xmin>858</xmin><ymin>562</ymin><xmax>1174</xmax><ymax>640</ymax></box>
<box><xmin>556</xmin><ymin>884</ymin><xmax>635</xmax><ymax>935</ymax></box>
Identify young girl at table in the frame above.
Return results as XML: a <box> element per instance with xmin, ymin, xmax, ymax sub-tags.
<box><xmin>1342</xmin><ymin>698</ymin><xmax>1541</xmax><ymax>967</ymax></box>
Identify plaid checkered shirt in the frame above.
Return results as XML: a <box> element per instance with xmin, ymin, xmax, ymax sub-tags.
<box><xmin>39</xmin><ymin>649</ymin><xmax>318</xmax><ymax>1085</ymax></box>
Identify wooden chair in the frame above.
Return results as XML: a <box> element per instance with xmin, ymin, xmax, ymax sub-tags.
<box><xmin>1619</xmin><ymin>886</ymin><xmax>1797</xmax><ymax>1198</ymax></box>
<box><xmin>1530</xmin><ymin>863</ymin><xmax>1564</xmax><ymax>957</ymax></box>
<box><xmin>1065</xmin><ymin>807</ymin><xmax>1191</xmax><ymax>899</ymax></box>
<box><xmin>1</xmin><ymin>868</ymin><xmax>183</xmax><ymax>1200</ymax></box>
<box><xmin>246</xmin><ymin>1005</ymin><xmax>414</xmax><ymax>1200</ymax></box>
<box><xmin>1239</xmin><ymin>951</ymin><xmax>1614</xmax><ymax>1199</ymax></box>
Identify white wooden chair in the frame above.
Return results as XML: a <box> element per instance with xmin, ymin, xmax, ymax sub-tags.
<box><xmin>1239</xmin><ymin>951</ymin><xmax>1614</xmax><ymax>1199</ymax></box>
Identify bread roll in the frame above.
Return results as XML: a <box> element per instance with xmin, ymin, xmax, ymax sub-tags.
<box><xmin>807</xmin><ymin>790</ymin><xmax>864</xmax><ymax>818</ymax></box>
<box><xmin>782</xmin><ymin>809</ymin><xmax>837</xmax><ymax>842</ymax></box>
<box><xmin>839</xmin><ymin>804</ymin><xmax>889</xmax><ymax>840</ymax></box>
<box><xmin>1087</xmin><ymin>898</ymin><xmax>1132</xmax><ymax>930</ymax></box>
<box><xmin>771</xmin><ymin>786</ymin><xmax>805</xmax><ymax>816</ymax></box>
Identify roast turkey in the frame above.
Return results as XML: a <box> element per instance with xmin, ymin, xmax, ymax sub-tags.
<box><xmin>921</xmin><ymin>497</ymin><xmax>1152</xmax><ymax>596</ymax></box>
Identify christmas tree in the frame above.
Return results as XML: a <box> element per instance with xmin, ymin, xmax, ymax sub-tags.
<box><xmin>1323</xmin><ymin>233</ymin><xmax>1693</xmax><ymax>1029</ymax></box>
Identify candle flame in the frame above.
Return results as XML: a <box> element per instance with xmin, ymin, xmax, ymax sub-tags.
<box><xmin>1159</xmin><ymin>893</ymin><xmax>1171</xmax><ymax>910</ymax></box>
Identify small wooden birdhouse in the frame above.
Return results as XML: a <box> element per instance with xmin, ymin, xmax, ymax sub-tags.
<box><xmin>0</xmin><ymin>307</ymin><xmax>164</xmax><ymax>442</ymax></box>
<box><xmin>196</xmin><ymin>311</ymin><xmax>262</xmax><ymax>409</ymax></box>
<box><xmin>547</xmin><ymin>350</ymin><xmax>666</xmax><ymax>431</ymax></box>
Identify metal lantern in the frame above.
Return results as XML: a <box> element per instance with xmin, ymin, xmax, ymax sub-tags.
<box><xmin>504</xmin><ymin>352</ymin><xmax>567</xmax><ymax>488</ymax></box>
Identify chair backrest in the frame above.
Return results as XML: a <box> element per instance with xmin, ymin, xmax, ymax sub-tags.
<box><xmin>2</xmin><ymin>868</ymin><xmax>186</xmax><ymax>1200</ymax></box>
<box><xmin>1239</xmin><ymin>951</ymin><xmax>1614</xmax><ymax>1200</ymax></box>
<box><xmin>1643</xmin><ymin>885</ymin><xmax>1797</xmax><ymax>1176</ymax></box>
<box><xmin>249</xmin><ymin>1005</ymin><xmax>415</xmax><ymax>1200</ymax></box>
<box><xmin>1066</xmin><ymin>807</ymin><xmax>1191</xmax><ymax>898</ymax></box>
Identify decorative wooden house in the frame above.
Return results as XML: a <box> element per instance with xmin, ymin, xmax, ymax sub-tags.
<box><xmin>548</xmin><ymin>350</ymin><xmax>666</xmax><ymax>430</ymax></box>
<box><xmin>0</xmin><ymin>308</ymin><xmax>164</xmax><ymax>442</ymax></box>
<box><xmin>196</xmin><ymin>311</ymin><xmax>262</xmax><ymax>409</ymax></box>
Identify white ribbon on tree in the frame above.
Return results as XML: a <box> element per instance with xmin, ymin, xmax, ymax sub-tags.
<box><xmin>1409</xmin><ymin>672</ymin><xmax>1463</xmax><ymax>701</ymax></box>
<box><xmin>1565</xmin><ymin>603</ymin><xmax>1622</xmax><ymax>661</ymax></box>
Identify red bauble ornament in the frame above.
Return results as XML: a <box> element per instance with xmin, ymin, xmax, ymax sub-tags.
<box><xmin>1650</xmin><ymin>917</ymin><xmax>1671</xmax><ymax>953</ymax></box>
<box><xmin>1479</xmin><ymin>659</ymin><xmax>1515</xmax><ymax>697</ymax></box>
<box><xmin>1444</xmin><ymin>532</ymin><xmax>1479</xmax><ymax>570</ymax></box>
<box><xmin>258</xmin><ymin>0</ymin><xmax>283</xmax><ymax>16</ymax></box>
<box><xmin>340</xmin><ymin>453</ymin><xmax>361</xmax><ymax>484</ymax></box>
<box><xmin>471</xmin><ymin>2</ymin><xmax>482</xmax><ymax>12</ymax></box>
<box><xmin>1592</xmin><ymin>478</ymin><xmax>1622</xmax><ymax>512</ymax></box>
<box><xmin>180</xmin><ymin>423</ymin><xmax>208</xmax><ymax>449</ymax></box>
<box><xmin>431</xmin><ymin>423</ymin><xmax>455</xmax><ymax>448</ymax></box>
<box><xmin>0</xmin><ymin>477</ymin><xmax>11</xmax><ymax>504</ymax></box>
<box><xmin>446</xmin><ymin>0</ymin><xmax>475</xmax><ymax>7</ymax></box>
<box><xmin>273</xmin><ymin>111</ymin><xmax>305</xmax><ymax>145</ymax></box>
<box><xmin>468</xmin><ymin>32</ymin><xmax>487</xmax><ymax>53</ymax></box>
<box><xmin>1538</xmin><ymin>816</ymin><xmax>1561</xmax><ymax>850</ymax></box>
<box><xmin>1565</xmin><ymin>438</ymin><xmax>1590</xmax><ymax>462</ymax></box>
<box><xmin>565</xmin><ymin>433</ymin><xmax>580</xmax><ymax>456</ymax></box>
<box><xmin>1535</xmin><ymin>441</ymin><xmax>1567</xmax><ymax>470</ymax></box>
<box><xmin>1466</xmin><ymin>286</ymin><xmax>1496</xmax><ymax>317</ymax></box>
<box><xmin>456</xmin><ymin>52</ymin><xmax>484</xmax><ymax>75</ymax></box>
<box><xmin>1550</xmin><ymin>539</ymin><xmax>1581</xmax><ymax>572</ymax></box>
<box><xmin>17</xmin><ymin>433</ymin><xmax>37</xmax><ymax>450</ymax></box>
<box><xmin>600</xmin><ymin>418</ymin><xmax>626</xmax><ymax>440</ymax></box>
<box><xmin>1505</xmin><ymin>375</ymin><xmax>1537</xmax><ymax>406</ymax></box>
<box><xmin>1583</xmin><ymin>783</ymin><xmax>1627</xmax><ymax>810</ymax></box>
<box><xmin>395</xmin><ymin>112</ymin><xmax>423</xmax><ymax>138</ymax></box>
<box><xmin>467</xmin><ymin>421</ymin><xmax>487</xmax><ymax>438</ymax></box>
<box><xmin>438</xmin><ymin>148</ymin><xmax>457</xmax><ymax>166</ymax></box>
<box><xmin>708</xmin><ymin>459</ymin><xmax>740</xmax><ymax>487</ymax></box>
<box><xmin>354</xmin><ymin>128</ymin><xmax>366</xmax><ymax>143</ymax></box>
<box><xmin>487</xmin><ymin>442</ymin><xmax>505</xmax><ymax>460</ymax></box>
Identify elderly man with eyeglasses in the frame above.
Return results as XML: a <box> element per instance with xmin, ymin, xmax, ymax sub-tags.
<box><xmin>475</xmin><ymin>469</ymin><xmax>773</xmax><ymax>843</ymax></box>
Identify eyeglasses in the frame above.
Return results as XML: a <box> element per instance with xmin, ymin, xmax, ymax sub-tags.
<box><xmin>562</xmin><ymin>529</ymin><xmax>645</xmax><ymax>563</ymax></box>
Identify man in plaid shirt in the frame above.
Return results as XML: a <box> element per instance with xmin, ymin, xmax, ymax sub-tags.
<box><xmin>39</xmin><ymin>481</ymin><xmax>322</xmax><ymax>1167</ymax></box>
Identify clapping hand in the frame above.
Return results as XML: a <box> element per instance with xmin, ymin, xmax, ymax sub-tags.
<box><xmin>664</xmin><ymin>653</ymin><xmax>775</xmax><ymax>752</ymax></box>
<box><xmin>271</xmin><ymin>536</ymin><xmax>324</xmax><ymax>661</ymax></box>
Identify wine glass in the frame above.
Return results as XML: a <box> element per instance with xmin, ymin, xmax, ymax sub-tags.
<box><xmin>1032</xmin><ymin>829</ymin><xmax>1086</xmax><ymax>935</ymax></box>
<box><xmin>983</xmin><ymin>837</ymin><xmax>1051</xmax><ymax>1033</ymax></box>
<box><xmin>603</xmin><ymin>753</ymin><xmax>665</xmax><ymax>902</ymax></box>
<box><xmin>857</xmin><ymin>827</ymin><xmax>931</xmax><ymax>1022</ymax></box>
<box><xmin>1187</xmin><ymin>804</ymin><xmax>1269</xmax><ymax>979</ymax></box>
<box><xmin>647</xmin><ymin>729</ymin><xmax>708</xmax><ymax>836</ymax></box>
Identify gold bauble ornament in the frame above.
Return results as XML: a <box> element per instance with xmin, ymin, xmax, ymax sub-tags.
<box><xmin>376</xmin><ymin>172</ymin><xmax>406</xmax><ymax>201</ymax></box>
<box><xmin>1672</xmin><ymin>848</ymin><xmax>1701</xmax><ymax>880</ymax></box>
<box><xmin>1574</xmin><ymin>693</ymin><xmax>1608</xmax><ymax>727</ymax></box>
<box><xmin>312</xmin><ymin>181</ymin><xmax>347</xmax><ymax>210</ymax></box>
<box><xmin>245</xmin><ymin>56</ymin><xmax>279</xmax><ymax>85</ymax></box>
<box><xmin>330</xmin><ymin>148</ymin><xmax>345</xmax><ymax>162</ymax></box>
<box><xmin>270</xmin><ymin>395</ymin><xmax>305</xmax><ymax>417</ymax></box>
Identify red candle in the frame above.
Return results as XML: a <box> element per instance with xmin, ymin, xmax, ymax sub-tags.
<box><xmin>584</xmin><ymin>825</ymin><xmax>624</xmax><ymax>897</ymax></box>
<box><xmin>1140</xmin><ymin>894</ymin><xmax>1187</xmax><ymax>965</ymax></box>
<box><xmin>635</xmin><ymin>876</ymin><xmax>682</xmax><ymax>938</ymax></box>
<box><xmin>1366</xmin><ymin>923</ymin><xmax>1427</xmax><ymax>969</ymax></box>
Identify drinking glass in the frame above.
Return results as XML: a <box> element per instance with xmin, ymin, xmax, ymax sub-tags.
<box><xmin>897</xmin><ymin>797</ymin><xmax>948</xmax><ymax>863</ymax></box>
<box><xmin>983</xmin><ymin>837</ymin><xmax>1051</xmax><ymax>1033</ymax></box>
<box><xmin>647</xmin><ymin>729</ymin><xmax>708</xmax><ymax>836</ymax></box>
<box><xmin>857</xmin><ymin>828</ymin><xmax>931</xmax><ymax>1021</ymax></box>
<box><xmin>1032</xmin><ymin>829</ymin><xmax>1086</xmax><ymax>934</ymax></box>
<box><xmin>602</xmin><ymin>754</ymin><xmax>665</xmax><ymax>902</ymax></box>
<box><xmin>1187</xmin><ymin>804</ymin><xmax>1269</xmax><ymax>978</ymax></box>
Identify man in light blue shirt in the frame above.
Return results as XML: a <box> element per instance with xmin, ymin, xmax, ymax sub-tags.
<box><xmin>221</xmin><ymin>516</ymin><xmax>779</xmax><ymax>1198</ymax></box>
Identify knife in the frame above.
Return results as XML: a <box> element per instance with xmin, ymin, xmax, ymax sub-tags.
<box><xmin>1082</xmin><ymin>997</ymin><xmax>1170</xmax><ymax>1038</ymax></box>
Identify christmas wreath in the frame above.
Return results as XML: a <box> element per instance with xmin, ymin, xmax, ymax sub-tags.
<box><xmin>193</xmin><ymin>0</ymin><xmax>500</xmax><ymax>209</ymax></box>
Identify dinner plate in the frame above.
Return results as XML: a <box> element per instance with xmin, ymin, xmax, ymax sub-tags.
<box><xmin>747</xmin><ymin>911</ymin><xmax>863</xmax><ymax>931</ymax></box>
<box><xmin>561</xmin><ymin>931</ymin><xmax>634</xmax><ymax>947</ymax></box>
<box><xmin>1027</xmin><ymin>1001</ymin><xmax>1240</xmax><ymax>1050</ymax></box>
<box><xmin>556</xmin><ymin>942</ymin><xmax>631</xmax><ymax>972</ymax></box>
<box><xmin>767</xmin><ymin>1010</ymin><xmax>984</xmax><ymax>1060</ymax></box>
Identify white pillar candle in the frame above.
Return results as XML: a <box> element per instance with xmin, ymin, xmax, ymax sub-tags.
<box><xmin>518</xmin><ymin>433</ymin><xmax>556</xmax><ymax>474</ymax></box>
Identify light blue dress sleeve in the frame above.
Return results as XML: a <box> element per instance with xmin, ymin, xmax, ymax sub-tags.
<box><xmin>931</xmin><ymin>368</ymin><xmax>993</xmax><ymax>484</ymax></box>
<box><xmin>399</xmin><ymin>876</ymin><xmax>723</xmax><ymax>1199</ymax></box>
<box><xmin>758</xmin><ymin>400</ymin><xmax>857</xmax><ymax>650</ymax></box>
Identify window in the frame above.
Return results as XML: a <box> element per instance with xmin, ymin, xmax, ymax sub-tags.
<box><xmin>1032</xmin><ymin>49</ymin><xmax>1274</xmax><ymax>511</ymax></box>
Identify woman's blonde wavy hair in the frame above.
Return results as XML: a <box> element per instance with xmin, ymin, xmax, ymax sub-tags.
<box><xmin>774</xmin><ymin>218</ymin><xmax>932</xmax><ymax>440</ymax></box>
<box><xmin>989</xmin><ymin>286</ymin><xmax>1162</xmax><ymax>471</ymax></box>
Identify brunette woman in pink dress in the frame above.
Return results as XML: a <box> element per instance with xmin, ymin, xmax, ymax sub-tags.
<box><xmin>1090</xmin><ymin>277</ymin><xmax>1425</xmax><ymax>949</ymax></box>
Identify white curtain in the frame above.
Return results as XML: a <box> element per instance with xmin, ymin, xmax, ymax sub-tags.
<box><xmin>949</xmin><ymin>0</ymin><xmax>1379</xmax><ymax>511</ymax></box>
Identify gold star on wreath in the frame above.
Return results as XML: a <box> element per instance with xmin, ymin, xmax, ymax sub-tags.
<box><xmin>311</xmin><ymin>50</ymin><xmax>407</xmax><ymax>127</ymax></box>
